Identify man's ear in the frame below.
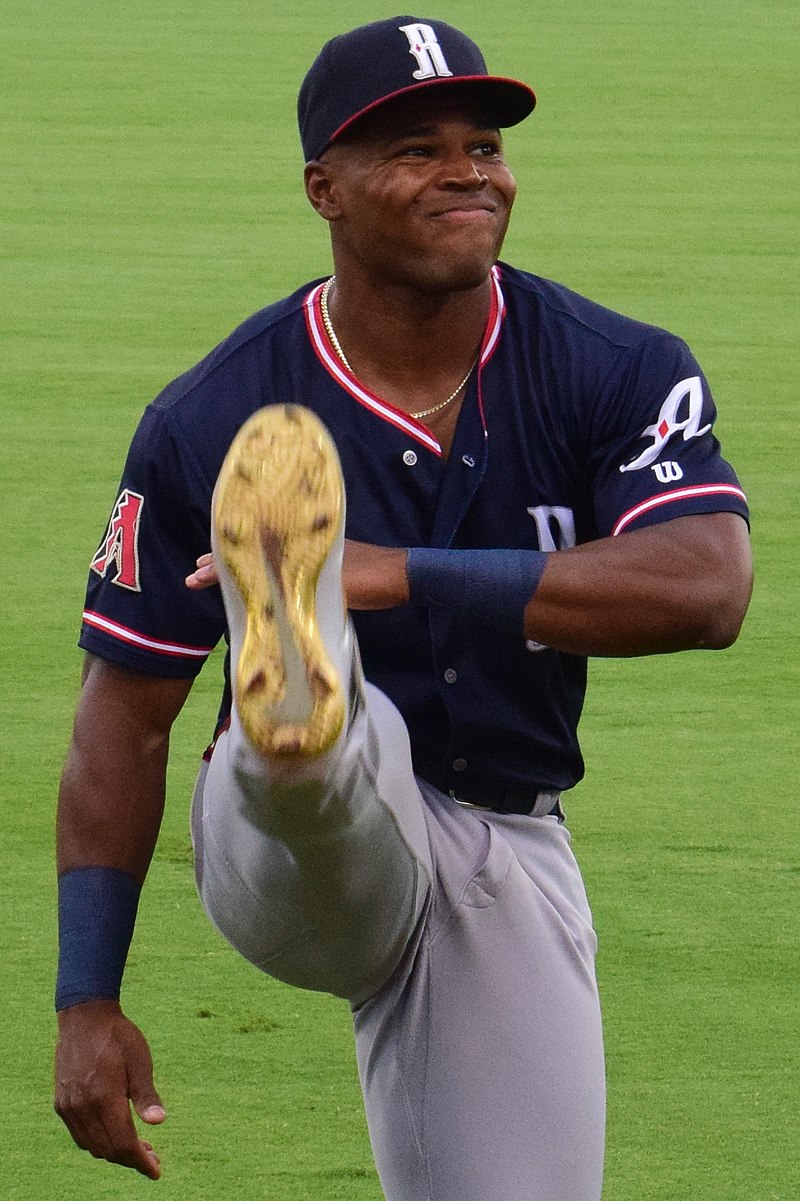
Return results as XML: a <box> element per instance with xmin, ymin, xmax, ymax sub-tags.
<box><xmin>304</xmin><ymin>161</ymin><xmax>341</xmax><ymax>221</ymax></box>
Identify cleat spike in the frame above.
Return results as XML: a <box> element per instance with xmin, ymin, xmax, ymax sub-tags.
<box><xmin>244</xmin><ymin>671</ymin><xmax>266</xmax><ymax>695</ymax></box>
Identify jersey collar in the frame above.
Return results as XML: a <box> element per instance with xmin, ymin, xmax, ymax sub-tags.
<box><xmin>303</xmin><ymin>266</ymin><xmax>506</xmax><ymax>456</ymax></box>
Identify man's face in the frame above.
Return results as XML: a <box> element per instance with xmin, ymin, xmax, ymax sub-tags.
<box><xmin>309</xmin><ymin>92</ymin><xmax>518</xmax><ymax>294</ymax></box>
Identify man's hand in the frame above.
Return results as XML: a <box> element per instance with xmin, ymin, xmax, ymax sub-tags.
<box><xmin>186</xmin><ymin>541</ymin><xmax>410</xmax><ymax>610</ymax></box>
<box><xmin>55</xmin><ymin>1000</ymin><xmax>165</xmax><ymax>1179</ymax></box>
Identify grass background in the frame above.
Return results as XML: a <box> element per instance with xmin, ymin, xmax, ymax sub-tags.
<box><xmin>2</xmin><ymin>0</ymin><xmax>797</xmax><ymax>1197</ymax></box>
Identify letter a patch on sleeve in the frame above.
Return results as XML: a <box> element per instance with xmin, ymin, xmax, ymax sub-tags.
<box><xmin>90</xmin><ymin>489</ymin><xmax>144</xmax><ymax>591</ymax></box>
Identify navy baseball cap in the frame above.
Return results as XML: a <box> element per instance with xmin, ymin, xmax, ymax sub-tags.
<box><xmin>297</xmin><ymin>16</ymin><xmax>536</xmax><ymax>162</ymax></box>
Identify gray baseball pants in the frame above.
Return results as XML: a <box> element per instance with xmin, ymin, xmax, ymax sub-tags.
<box><xmin>191</xmin><ymin>677</ymin><xmax>605</xmax><ymax>1201</ymax></box>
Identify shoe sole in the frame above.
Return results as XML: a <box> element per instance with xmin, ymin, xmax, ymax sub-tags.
<box><xmin>213</xmin><ymin>404</ymin><xmax>346</xmax><ymax>759</ymax></box>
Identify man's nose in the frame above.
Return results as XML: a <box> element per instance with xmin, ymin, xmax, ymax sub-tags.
<box><xmin>438</xmin><ymin>155</ymin><xmax>488</xmax><ymax>188</ymax></box>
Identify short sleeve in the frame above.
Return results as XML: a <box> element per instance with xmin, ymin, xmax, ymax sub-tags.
<box><xmin>79</xmin><ymin>404</ymin><xmax>226</xmax><ymax>677</ymax></box>
<box><xmin>589</xmin><ymin>333</ymin><xmax>749</xmax><ymax>537</ymax></box>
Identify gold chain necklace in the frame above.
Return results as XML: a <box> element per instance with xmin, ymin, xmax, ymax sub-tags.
<box><xmin>320</xmin><ymin>276</ymin><xmax>478</xmax><ymax>421</ymax></box>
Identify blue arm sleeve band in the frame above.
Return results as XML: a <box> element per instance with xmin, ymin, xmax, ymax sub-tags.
<box><xmin>55</xmin><ymin>866</ymin><xmax>142</xmax><ymax>1011</ymax></box>
<box><xmin>406</xmin><ymin>547</ymin><xmax>549</xmax><ymax>634</ymax></box>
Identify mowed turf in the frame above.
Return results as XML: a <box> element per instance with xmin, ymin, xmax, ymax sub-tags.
<box><xmin>2</xmin><ymin>1</ymin><xmax>797</xmax><ymax>1198</ymax></box>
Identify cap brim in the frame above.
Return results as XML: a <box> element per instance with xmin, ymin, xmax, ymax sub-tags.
<box><xmin>320</xmin><ymin>75</ymin><xmax>536</xmax><ymax>158</ymax></box>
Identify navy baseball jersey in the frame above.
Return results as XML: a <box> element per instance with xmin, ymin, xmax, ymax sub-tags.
<box><xmin>81</xmin><ymin>263</ymin><xmax>748</xmax><ymax>796</ymax></box>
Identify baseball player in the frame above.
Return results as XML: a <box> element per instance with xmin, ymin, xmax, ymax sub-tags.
<box><xmin>54</xmin><ymin>17</ymin><xmax>753</xmax><ymax>1201</ymax></box>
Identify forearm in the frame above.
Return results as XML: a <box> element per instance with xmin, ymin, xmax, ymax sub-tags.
<box><xmin>57</xmin><ymin>668</ymin><xmax>173</xmax><ymax>880</ymax></box>
<box><xmin>57</xmin><ymin>742</ymin><xmax>167</xmax><ymax>881</ymax></box>
<box><xmin>55</xmin><ymin>658</ymin><xmax>192</xmax><ymax>1014</ymax></box>
<box><xmin>404</xmin><ymin>513</ymin><xmax>752</xmax><ymax>658</ymax></box>
<box><xmin>524</xmin><ymin>514</ymin><xmax>752</xmax><ymax>656</ymax></box>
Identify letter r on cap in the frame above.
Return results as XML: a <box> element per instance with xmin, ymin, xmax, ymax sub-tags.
<box><xmin>399</xmin><ymin>23</ymin><xmax>453</xmax><ymax>79</ymax></box>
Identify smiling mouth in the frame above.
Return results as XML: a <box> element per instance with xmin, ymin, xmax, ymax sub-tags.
<box><xmin>430</xmin><ymin>204</ymin><xmax>497</xmax><ymax>220</ymax></box>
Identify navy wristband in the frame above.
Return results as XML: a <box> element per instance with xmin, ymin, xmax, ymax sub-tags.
<box><xmin>406</xmin><ymin>547</ymin><xmax>548</xmax><ymax>634</ymax></box>
<box><xmin>55</xmin><ymin>866</ymin><xmax>142</xmax><ymax>1011</ymax></box>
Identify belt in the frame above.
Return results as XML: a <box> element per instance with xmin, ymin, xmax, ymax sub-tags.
<box><xmin>450</xmin><ymin>787</ymin><xmax>563</xmax><ymax>819</ymax></box>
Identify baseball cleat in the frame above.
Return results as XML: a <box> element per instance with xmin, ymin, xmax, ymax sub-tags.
<box><xmin>212</xmin><ymin>404</ymin><xmax>347</xmax><ymax>759</ymax></box>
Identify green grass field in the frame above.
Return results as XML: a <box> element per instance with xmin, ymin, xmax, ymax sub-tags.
<box><xmin>3</xmin><ymin>0</ymin><xmax>798</xmax><ymax>1197</ymax></box>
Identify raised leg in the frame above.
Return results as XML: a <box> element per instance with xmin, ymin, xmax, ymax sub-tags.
<box><xmin>192</xmin><ymin>405</ymin><xmax>432</xmax><ymax>1004</ymax></box>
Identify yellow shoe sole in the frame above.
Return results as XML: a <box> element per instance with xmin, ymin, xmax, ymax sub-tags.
<box><xmin>213</xmin><ymin>404</ymin><xmax>346</xmax><ymax>759</ymax></box>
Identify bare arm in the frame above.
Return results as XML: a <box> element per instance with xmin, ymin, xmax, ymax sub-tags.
<box><xmin>57</xmin><ymin>655</ymin><xmax>192</xmax><ymax>873</ymax></box>
<box><xmin>523</xmin><ymin>512</ymin><xmax>752</xmax><ymax>655</ymax></box>
<box><xmin>187</xmin><ymin>511</ymin><xmax>752</xmax><ymax>653</ymax></box>
<box><xmin>55</xmin><ymin>655</ymin><xmax>193</xmax><ymax>1179</ymax></box>
<box><xmin>343</xmin><ymin>512</ymin><xmax>753</xmax><ymax>656</ymax></box>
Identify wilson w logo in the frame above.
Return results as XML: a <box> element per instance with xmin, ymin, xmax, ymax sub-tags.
<box><xmin>651</xmin><ymin>461</ymin><xmax>684</xmax><ymax>484</ymax></box>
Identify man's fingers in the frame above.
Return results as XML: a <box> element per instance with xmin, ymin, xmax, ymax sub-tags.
<box><xmin>127</xmin><ymin>1037</ymin><xmax>165</xmax><ymax>1126</ymax></box>
<box><xmin>138</xmin><ymin>1103</ymin><xmax>167</xmax><ymax>1124</ymax></box>
<box><xmin>101</xmin><ymin>1119</ymin><xmax>162</xmax><ymax>1179</ymax></box>
<box><xmin>56</xmin><ymin>1104</ymin><xmax>95</xmax><ymax>1158</ymax></box>
<box><xmin>185</xmin><ymin>552</ymin><xmax>219</xmax><ymax>589</ymax></box>
<box><xmin>96</xmin><ymin>1097</ymin><xmax>162</xmax><ymax>1179</ymax></box>
<box><xmin>118</xmin><ymin>1139</ymin><xmax>161</xmax><ymax>1179</ymax></box>
<box><xmin>57</xmin><ymin>1090</ymin><xmax>160</xmax><ymax>1179</ymax></box>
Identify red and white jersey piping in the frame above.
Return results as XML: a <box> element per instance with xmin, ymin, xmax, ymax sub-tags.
<box><xmin>303</xmin><ymin>265</ymin><xmax>506</xmax><ymax>457</ymax></box>
<box><xmin>82</xmin><ymin>610</ymin><xmax>215</xmax><ymax>660</ymax></box>
<box><xmin>612</xmin><ymin>484</ymin><xmax>748</xmax><ymax>536</ymax></box>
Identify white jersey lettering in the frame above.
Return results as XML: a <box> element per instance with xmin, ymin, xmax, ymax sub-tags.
<box><xmin>620</xmin><ymin>376</ymin><xmax>711</xmax><ymax>473</ymax></box>
<box><xmin>527</xmin><ymin>505</ymin><xmax>577</xmax><ymax>552</ymax></box>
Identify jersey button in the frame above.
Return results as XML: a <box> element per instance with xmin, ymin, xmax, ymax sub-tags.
<box><xmin>452</xmin><ymin>758</ymin><xmax>468</xmax><ymax>772</ymax></box>
<box><xmin>443</xmin><ymin>668</ymin><xmax>458</xmax><ymax>684</ymax></box>
<box><xmin>402</xmin><ymin>450</ymin><xmax>418</xmax><ymax>466</ymax></box>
